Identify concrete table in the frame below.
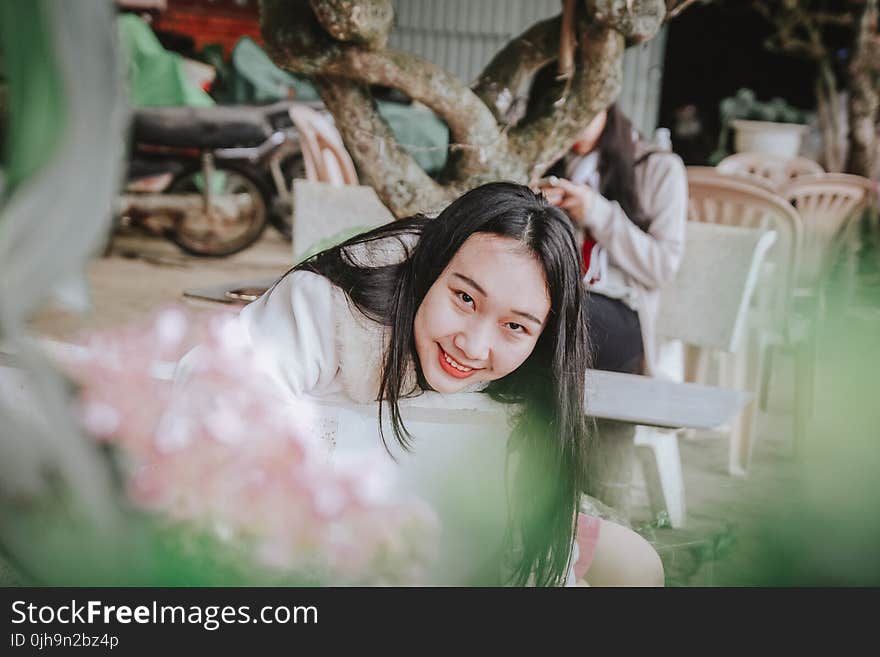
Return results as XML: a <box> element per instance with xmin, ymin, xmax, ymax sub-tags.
<box><xmin>585</xmin><ymin>368</ymin><xmax>749</xmax><ymax>430</ymax></box>
<box><xmin>585</xmin><ymin>369</ymin><xmax>752</xmax><ymax>529</ymax></box>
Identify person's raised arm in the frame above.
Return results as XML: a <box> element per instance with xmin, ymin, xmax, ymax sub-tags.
<box><xmin>545</xmin><ymin>154</ymin><xmax>688</xmax><ymax>290</ymax></box>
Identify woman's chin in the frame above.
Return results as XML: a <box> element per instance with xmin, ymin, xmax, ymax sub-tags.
<box><xmin>424</xmin><ymin>369</ymin><xmax>472</xmax><ymax>394</ymax></box>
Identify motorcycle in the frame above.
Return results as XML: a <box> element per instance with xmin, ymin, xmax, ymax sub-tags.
<box><xmin>119</xmin><ymin>100</ymin><xmax>308</xmax><ymax>257</ymax></box>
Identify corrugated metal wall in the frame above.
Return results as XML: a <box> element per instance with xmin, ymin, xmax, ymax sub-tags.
<box><xmin>388</xmin><ymin>0</ymin><xmax>667</xmax><ymax>136</ymax></box>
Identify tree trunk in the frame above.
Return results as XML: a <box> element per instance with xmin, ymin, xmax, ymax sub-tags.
<box><xmin>846</xmin><ymin>0</ymin><xmax>880</xmax><ymax>179</ymax></box>
<box><xmin>261</xmin><ymin>0</ymin><xmax>670</xmax><ymax>216</ymax></box>
<box><xmin>847</xmin><ymin>69</ymin><xmax>879</xmax><ymax>179</ymax></box>
<box><xmin>816</xmin><ymin>61</ymin><xmax>846</xmax><ymax>173</ymax></box>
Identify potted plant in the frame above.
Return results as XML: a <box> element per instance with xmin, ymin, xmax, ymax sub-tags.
<box><xmin>710</xmin><ymin>88</ymin><xmax>815</xmax><ymax>163</ymax></box>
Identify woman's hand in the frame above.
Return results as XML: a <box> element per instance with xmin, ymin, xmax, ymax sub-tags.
<box><xmin>539</xmin><ymin>177</ymin><xmax>596</xmax><ymax>228</ymax></box>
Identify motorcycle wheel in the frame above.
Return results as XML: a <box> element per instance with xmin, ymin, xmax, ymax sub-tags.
<box><xmin>268</xmin><ymin>152</ymin><xmax>307</xmax><ymax>240</ymax></box>
<box><xmin>167</xmin><ymin>161</ymin><xmax>269</xmax><ymax>257</ymax></box>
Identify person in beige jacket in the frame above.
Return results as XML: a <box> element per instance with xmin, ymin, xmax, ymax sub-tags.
<box><xmin>540</xmin><ymin>104</ymin><xmax>688</xmax><ymax>376</ymax></box>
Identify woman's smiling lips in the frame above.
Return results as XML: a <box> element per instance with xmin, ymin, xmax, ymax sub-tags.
<box><xmin>437</xmin><ymin>345</ymin><xmax>480</xmax><ymax>379</ymax></box>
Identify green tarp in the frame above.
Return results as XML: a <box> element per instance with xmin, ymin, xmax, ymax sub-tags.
<box><xmin>116</xmin><ymin>18</ymin><xmax>449</xmax><ymax>174</ymax></box>
<box><xmin>225</xmin><ymin>37</ymin><xmax>449</xmax><ymax>174</ymax></box>
<box><xmin>1</xmin><ymin>1</ymin><xmax>66</xmax><ymax>194</ymax></box>
<box><xmin>227</xmin><ymin>36</ymin><xmax>320</xmax><ymax>104</ymax></box>
<box><xmin>118</xmin><ymin>14</ymin><xmax>214</xmax><ymax>108</ymax></box>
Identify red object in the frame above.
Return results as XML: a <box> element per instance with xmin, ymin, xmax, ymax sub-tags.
<box><xmin>151</xmin><ymin>0</ymin><xmax>262</xmax><ymax>58</ymax></box>
<box><xmin>581</xmin><ymin>233</ymin><xmax>605</xmax><ymax>285</ymax></box>
<box><xmin>581</xmin><ymin>236</ymin><xmax>596</xmax><ymax>277</ymax></box>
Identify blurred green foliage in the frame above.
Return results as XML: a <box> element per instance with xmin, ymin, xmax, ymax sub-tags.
<box><xmin>725</xmin><ymin>210</ymin><xmax>880</xmax><ymax>585</ymax></box>
<box><xmin>0</xmin><ymin>1</ymin><xmax>66</xmax><ymax>197</ymax></box>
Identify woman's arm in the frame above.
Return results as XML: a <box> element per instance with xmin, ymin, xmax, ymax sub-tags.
<box><xmin>544</xmin><ymin>154</ymin><xmax>689</xmax><ymax>290</ymax></box>
<box><xmin>236</xmin><ymin>270</ymin><xmax>341</xmax><ymax>397</ymax></box>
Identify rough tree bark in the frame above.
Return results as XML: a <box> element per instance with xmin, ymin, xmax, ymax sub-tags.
<box><xmin>816</xmin><ymin>60</ymin><xmax>845</xmax><ymax>173</ymax></box>
<box><xmin>261</xmin><ymin>0</ymin><xmax>683</xmax><ymax>217</ymax></box>
<box><xmin>847</xmin><ymin>0</ymin><xmax>880</xmax><ymax>179</ymax></box>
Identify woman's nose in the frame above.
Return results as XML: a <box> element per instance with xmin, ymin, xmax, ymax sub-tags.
<box><xmin>453</xmin><ymin>323</ymin><xmax>491</xmax><ymax>363</ymax></box>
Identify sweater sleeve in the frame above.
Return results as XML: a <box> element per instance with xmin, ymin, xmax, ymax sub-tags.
<box><xmin>583</xmin><ymin>152</ymin><xmax>688</xmax><ymax>291</ymax></box>
<box><xmin>237</xmin><ymin>270</ymin><xmax>340</xmax><ymax>397</ymax></box>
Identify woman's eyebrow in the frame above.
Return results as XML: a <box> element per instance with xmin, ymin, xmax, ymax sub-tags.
<box><xmin>510</xmin><ymin>309</ymin><xmax>544</xmax><ymax>328</ymax></box>
<box><xmin>451</xmin><ymin>273</ymin><xmax>543</xmax><ymax>327</ymax></box>
<box><xmin>452</xmin><ymin>272</ymin><xmax>486</xmax><ymax>296</ymax></box>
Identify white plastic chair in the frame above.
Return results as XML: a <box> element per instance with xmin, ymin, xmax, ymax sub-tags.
<box><xmin>686</xmin><ymin>167</ymin><xmax>803</xmax><ymax>339</ymax></box>
<box><xmin>685</xmin><ymin>167</ymin><xmax>808</xmax><ymax>467</ymax></box>
<box><xmin>780</xmin><ymin>173</ymin><xmax>875</xmax><ymax>293</ymax></box>
<box><xmin>291</xmin><ymin>180</ymin><xmax>395</xmax><ymax>263</ymax></box>
<box><xmin>717</xmin><ymin>152</ymin><xmax>825</xmax><ymax>191</ymax></box>
<box><xmin>763</xmin><ymin>173</ymin><xmax>877</xmax><ymax>423</ymax></box>
<box><xmin>634</xmin><ymin>222</ymin><xmax>777</xmax><ymax>527</ymax></box>
<box><xmin>288</xmin><ymin>103</ymin><xmax>359</xmax><ymax>186</ymax></box>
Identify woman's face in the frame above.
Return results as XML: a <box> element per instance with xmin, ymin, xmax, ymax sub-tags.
<box><xmin>413</xmin><ymin>233</ymin><xmax>552</xmax><ymax>394</ymax></box>
<box><xmin>571</xmin><ymin>109</ymin><xmax>608</xmax><ymax>155</ymax></box>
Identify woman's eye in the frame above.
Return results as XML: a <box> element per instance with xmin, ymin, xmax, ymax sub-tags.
<box><xmin>506</xmin><ymin>322</ymin><xmax>525</xmax><ymax>333</ymax></box>
<box><xmin>457</xmin><ymin>291</ymin><xmax>475</xmax><ymax>307</ymax></box>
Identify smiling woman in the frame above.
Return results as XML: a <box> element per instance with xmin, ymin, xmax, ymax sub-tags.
<box><xmin>413</xmin><ymin>233</ymin><xmax>551</xmax><ymax>394</ymax></box>
<box><xmin>175</xmin><ymin>182</ymin><xmax>663</xmax><ymax>586</ymax></box>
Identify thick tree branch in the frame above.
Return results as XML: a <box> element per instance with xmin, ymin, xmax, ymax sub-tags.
<box><xmin>508</xmin><ymin>20</ymin><xmax>625</xmax><ymax>180</ymax></box>
<box><xmin>262</xmin><ymin>0</ymin><xmax>680</xmax><ymax>213</ymax></box>
<box><xmin>817</xmin><ymin>60</ymin><xmax>845</xmax><ymax>171</ymax></box>
<box><xmin>666</xmin><ymin>0</ymin><xmax>703</xmax><ymax>20</ymax></box>
<box><xmin>308</xmin><ymin>0</ymin><xmax>393</xmax><ymax>49</ymax></box>
<box><xmin>261</xmin><ymin>0</ymin><xmax>343</xmax><ymax>69</ymax></box>
<box><xmin>559</xmin><ymin>0</ymin><xmax>578</xmax><ymax>81</ymax></box>
<box><xmin>472</xmin><ymin>16</ymin><xmax>562</xmax><ymax>122</ymax></box>
<box><xmin>312</xmin><ymin>76</ymin><xmax>451</xmax><ymax>216</ymax></box>
<box><xmin>588</xmin><ymin>0</ymin><xmax>667</xmax><ymax>44</ymax></box>
<box><xmin>264</xmin><ymin>0</ymin><xmax>507</xmax><ymax>180</ymax></box>
<box><xmin>318</xmin><ymin>48</ymin><xmax>507</xmax><ymax>177</ymax></box>
<box><xmin>846</xmin><ymin>0</ymin><xmax>880</xmax><ymax>176</ymax></box>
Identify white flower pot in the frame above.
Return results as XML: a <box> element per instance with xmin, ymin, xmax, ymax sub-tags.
<box><xmin>732</xmin><ymin>119</ymin><xmax>808</xmax><ymax>157</ymax></box>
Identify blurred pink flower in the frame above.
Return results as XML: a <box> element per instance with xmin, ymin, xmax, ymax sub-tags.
<box><xmin>57</xmin><ymin>306</ymin><xmax>438</xmax><ymax>585</ymax></box>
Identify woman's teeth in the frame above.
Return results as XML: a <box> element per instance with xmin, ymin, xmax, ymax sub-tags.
<box><xmin>444</xmin><ymin>352</ymin><xmax>472</xmax><ymax>372</ymax></box>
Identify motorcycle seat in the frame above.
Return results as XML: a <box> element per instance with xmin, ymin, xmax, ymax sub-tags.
<box><xmin>132</xmin><ymin>105</ymin><xmax>277</xmax><ymax>149</ymax></box>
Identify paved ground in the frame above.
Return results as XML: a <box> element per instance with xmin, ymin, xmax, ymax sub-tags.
<box><xmin>26</xmin><ymin>222</ymin><xmax>880</xmax><ymax>586</ymax></box>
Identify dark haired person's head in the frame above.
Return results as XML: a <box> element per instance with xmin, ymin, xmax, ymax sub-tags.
<box><xmin>571</xmin><ymin>103</ymin><xmax>651</xmax><ymax>230</ymax></box>
<box><xmin>525</xmin><ymin>66</ymin><xmax>647</xmax><ymax>229</ymax></box>
<box><xmin>297</xmin><ymin>182</ymin><xmax>591</xmax><ymax>586</ymax></box>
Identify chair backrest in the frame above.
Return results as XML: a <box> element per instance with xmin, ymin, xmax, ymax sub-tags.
<box><xmin>291</xmin><ymin>180</ymin><xmax>394</xmax><ymax>262</ymax></box>
<box><xmin>657</xmin><ymin>222</ymin><xmax>777</xmax><ymax>353</ymax></box>
<box><xmin>717</xmin><ymin>152</ymin><xmax>824</xmax><ymax>191</ymax></box>
<box><xmin>288</xmin><ymin>103</ymin><xmax>359</xmax><ymax>186</ymax></box>
<box><xmin>686</xmin><ymin>167</ymin><xmax>803</xmax><ymax>334</ymax></box>
<box><xmin>688</xmin><ymin>164</ymin><xmax>777</xmax><ymax>193</ymax></box>
<box><xmin>779</xmin><ymin>173</ymin><xmax>875</xmax><ymax>288</ymax></box>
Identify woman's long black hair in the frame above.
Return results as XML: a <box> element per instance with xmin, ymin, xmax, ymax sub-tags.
<box><xmin>595</xmin><ymin>103</ymin><xmax>652</xmax><ymax>231</ymax></box>
<box><xmin>295</xmin><ymin>182</ymin><xmax>591</xmax><ymax>586</ymax></box>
